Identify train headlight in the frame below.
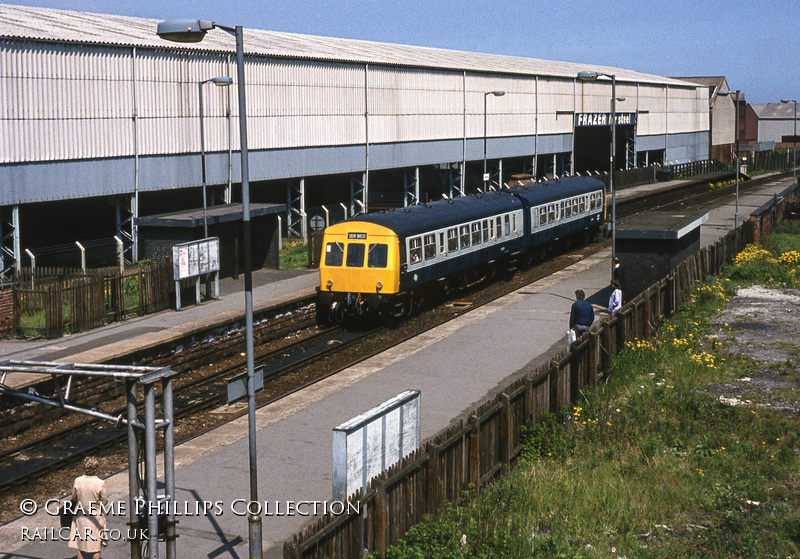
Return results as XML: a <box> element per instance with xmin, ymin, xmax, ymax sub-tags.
<box><xmin>376</xmin><ymin>282</ymin><xmax>383</xmax><ymax>291</ymax></box>
<box><xmin>326</xmin><ymin>280</ymin><xmax>333</xmax><ymax>290</ymax></box>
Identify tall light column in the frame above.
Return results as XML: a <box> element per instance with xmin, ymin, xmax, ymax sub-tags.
<box><xmin>577</xmin><ymin>71</ymin><xmax>625</xmax><ymax>278</ymax></box>
<box><xmin>157</xmin><ymin>19</ymin><xmax>262</xmax><ymax>559</ymax></box>
<box><xmin>483</xmin><ymin>90</ymin><xmax>505</xmax><ymax>192</ymax></box>
<box><xmin>717</xmin><ymin>89</ymin><xmax>742</xmax><ymax>228</ymax></box>
<box><xmin>782</xmin><ymin>99</ymin><xmax>797</xmax><ymax>186</ymax></box>
<box><xmin>199</xmin><ymin>76</ymin><xmax>233</xmax><ymax>238</ymax></box>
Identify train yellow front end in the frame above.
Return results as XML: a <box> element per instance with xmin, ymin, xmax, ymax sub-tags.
<box><xmin>318</xmin><ymin>220</ymin><xmax>401</xmax><ymax>322</ymax></box>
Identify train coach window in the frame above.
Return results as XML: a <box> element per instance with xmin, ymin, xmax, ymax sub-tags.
<box><xmin>539</xmin><ymin>207</ymin><xmax>548</xmax><ymax>226</ymax></box>
<box><xmin>368</xmin><ymin>243</ymin><xmax>388</xmax><ymax>268</ymax></box>
<box><xmin>409</xmin><ymin>237</ymin><xmax>423</xmax><ymax>264</ymax></box>
<box><xmin>496</xmin><ymin>217</ymin><xmax>502</xmax><ymax>237</ymax></box>
<box><xmin>547</xmin><ymin>204</ymin><xmax>555</xmax><ymax>223</ymax></box>
<box><xmin>504</xmin><ymin>215</ymin><xmax>510</xmax><ymax>236</ymax></box>
<box><xmin>573</xmin><ymin>198</ymin><xmax>579</xmax><ymax>215</ymax></box>
<box><xmin>325</xmin><ymin>242</ymin><xmax>344</xmax><ymax>266</ymax></box>
<box><xmin>424</xmin><ymin>234</ymin><xmax>436</xmax><ymax>260</ymax></box>
<box><xmin>471</xmin><ymin>222</ymin><xmax>481</xmax><ymax>245</ymax></box>
<box><xmin>579</xmin><ymin>197</ymin><xmax>586</xmax><ymax>213</ymax></box>
<box><xmin>482</xmin><ymin>220</ymin><xmax>489</xmax><ymax>242</ymax></box>
<box><xmin>460</xmin><ymin>225</ymin><xmax>470</xmax><ymax>249</ymax></box>
<box><xmin>447</xmin><ymin>228</ymin><xmax>458</xmax><ymax>252</ymax></box>
<box><xmin>563</xmin><ymin>201</ymin><xmax>572</xmax><ymax>218</ymax></box>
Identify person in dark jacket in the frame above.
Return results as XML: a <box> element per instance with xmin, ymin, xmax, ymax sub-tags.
<box><xmin>569</xmin><ymin>289</ymin><xmax>595</xmax><ymax>337</ymax></box>
<box><xmin>613</xmin><ymin>257</ymin><xmax>626</xmax><ymax>290</ymax></box>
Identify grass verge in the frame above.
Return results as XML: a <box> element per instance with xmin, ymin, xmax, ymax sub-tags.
<box><xmin>380</xmin><ymin>225</ymin><xmax>800</xmax><ymax>559</ymax></box>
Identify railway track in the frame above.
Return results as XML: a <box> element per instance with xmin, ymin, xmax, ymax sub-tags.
<box><xmin>0</xmin><ymin>171</ymin><xmax>792</xmax><ymax>523</ymax></box>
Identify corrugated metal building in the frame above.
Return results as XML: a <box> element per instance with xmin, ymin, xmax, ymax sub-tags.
<box><xmin>745</xmin><ymin>103</ymin><xmax>800</xmax><ymax>145</ymax></box>
<box><xmin>0</xmin><ymin>2</ymin><xmax>710</xmax><ymax>272</ymax></box>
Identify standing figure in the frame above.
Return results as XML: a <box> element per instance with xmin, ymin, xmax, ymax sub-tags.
<box><xmin>608</xmin><ymin>279</ymin><xmax>622</xmax><ymax>314</ymax></box>
<box><xmin>68</xmin><ymin>456</ymin><xmax>108</xmax><ymax>559</ymax></box>
<box><xmin>569</xmin><ymin>289</ymin><xmax>595</xmax><ymax>338</ymax></box>
<box><xmin>613</xmin><ymin>257</ymin><xmax>626</xmax><ymax>292</ymax></box>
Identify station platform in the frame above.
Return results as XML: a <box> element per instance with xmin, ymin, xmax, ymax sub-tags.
<box><xmin>0</xmin><ymin>172</ymin><xmax>795</xmax><ymax>559</ymax></box>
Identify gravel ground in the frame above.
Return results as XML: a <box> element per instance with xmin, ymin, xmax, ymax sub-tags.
<box><xmin>708</xmin><ymin>285</ymin><xmax>800</xmax><ymax>414</ymax></box>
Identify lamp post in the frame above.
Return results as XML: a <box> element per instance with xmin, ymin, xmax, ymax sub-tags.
<box><xmin>483</xmin><ymin>90</ymin><xmax>505</xmax><ymax>192</ymax></box>
<box><xmin>199</xmin><ymin>76</ymin><xmax>233</xmax><ymax>238</ymax></box>
<box><xmin>577</xmin><ymin>71</ymin><xmax>625</xmax><ymax>278</ymax></box>
<box><xmin>718</xmin><ymin>90</ymin><xmax>741</xmax><ymax>228</ymax></box>
<box><xmin>157</xmin><ymin>19</ymin><xmax>262</xmax><ymax>559</ymax></box>
<box><xmin>782</xmin><ymin>99</ymin><xmax>797</xmax><ymax>187</ymax></box>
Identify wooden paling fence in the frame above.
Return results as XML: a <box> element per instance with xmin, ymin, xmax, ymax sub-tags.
<box><xmin>285</xmin><ymin>183</ymin><xmax>798</xmax><ymax>559</ymax></box>
<box><xmin>11</xmin><ymin>261</ymin><xmax>173</xmax><ymax>338</ymax></box>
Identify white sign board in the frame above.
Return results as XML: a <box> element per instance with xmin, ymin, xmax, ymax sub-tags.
<box><xmin>332</xmin><ymin>390</ymin><xmax>421</xmax><ymax>501</ymax></box>
<box><xmin>173</xmin><ymin>237</ymin><xmax>220</xmax><ymax>281</ymax></box>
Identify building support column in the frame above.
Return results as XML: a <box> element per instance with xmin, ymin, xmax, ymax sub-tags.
<box><xmin>116</xmin><ymin>195</ymin><xmax>136</xmax><ymax>265</ymax></box>
<box><xmin>286</xmin><ymin>178</ymin><xmax>307</xmax><ymax>241</ymax></box>
<box><xmin>403</xmin><ymin>167</ymin><xmax>420</xmax><ymax>207</ymax></box>
<box><xmin>0</xmin><ymin>205</ymin><xmax>21</xmax><ymax>279</ymax></box>
<box><xmin>350</xmin><ymin>173</ymin><xmax>367</xmax><ymax>216</ymax></box>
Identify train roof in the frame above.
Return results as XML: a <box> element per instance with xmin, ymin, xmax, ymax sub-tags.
<box><xmin>343</xmin><ymin>176</ymin><xmax>605</xmax><ymax>238</ymax></box>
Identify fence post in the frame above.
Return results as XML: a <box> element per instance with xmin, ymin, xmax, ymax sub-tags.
<box><xmin>426</xmin><ymin>443</ymin><xmax>441</xmax><ymax>514</ymax></box>
<box><xmin>524</xmin><ymin>377</ymin><xmax>534</xmax><ymax>421</ymax></box>
<box><xmin>588</xmin><ymin>330</ymin><xmax>598</xmax><ymax>387</ymax></box>
<box><xmin>500</xmin><ymin>393</ymin><xmax>511</xmax><ymax>466</ymax></box>
<box><xmin>548</xmin><ymin>360</ymin><xmax>560</xmax><ymax>413</ymax></box>
<box><xmin>373</xmin><ymin>478</ymin><xmax>388</xmax><ymax>558</ymax></box>
<box><xmin>468</xmin><ymin>414</ymin><xmax>480</xmax><ymax>488</ymax></box>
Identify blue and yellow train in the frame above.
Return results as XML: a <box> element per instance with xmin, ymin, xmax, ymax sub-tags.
<box><xmin>317</xmin><ymin>176</ymin><xmax>606</xmax><ymax>323</ymax></box>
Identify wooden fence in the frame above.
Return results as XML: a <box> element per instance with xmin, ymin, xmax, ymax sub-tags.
<box><xmin>10</xmin><ymin>261</ymin><xmax>173</xmax><ymax>339</ymax></box>
<box><xmin>284</xmin><ymin>182</ymin><xmax>799</xmax><ymax>559</ymax></box>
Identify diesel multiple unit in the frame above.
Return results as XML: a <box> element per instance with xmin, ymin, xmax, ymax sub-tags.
<box><xmin>318</xmin><ymin>176</ymin><xmax>606</xmax><ymax>322</ymax></box>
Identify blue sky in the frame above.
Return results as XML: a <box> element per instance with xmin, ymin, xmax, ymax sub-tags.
<box><xmin>4</xmin><ymin>0</ymin><xmax>799</xmax><ymax>103</ymax></box>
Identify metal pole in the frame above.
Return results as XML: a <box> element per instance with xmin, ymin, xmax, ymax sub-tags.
<box><xmin>144</xmin><ymin>383</ymin><xmax>158</xmax><ymax>559</ymax></box>
<box><xmin>610</xmin><ymin>75</ymin><xmax>616</xmax><ymax>279</ymax></box>
<box><xmin>794</xmin><ymin>100</ymin><xmax>797</xmax><ymax>186</ymax></box>
<box><xmin>126</xmin><ymin>380</ymin><xmax>141</xmax><ymax>559</ymax></box>
<box><xmin>734</xmin><ymin>90</ymin><xmax>740</xmax><ymax>229</ymax></box>
<box><xmin>163</xmin><ymin>378</ymin><xmax>176</xmax><ymax>559</ymax></box>
<box><xmin>199</xmin><ymin>80</ymin><xmax>209</xmax><ymax>238</ymax></box>
<box><xmin>233</xmin><ymin>24</ymin><xmax>263</xmax><ymax>559</ymax></box>
<box><xmin>483</xmin><ymin>92</ymin><xmax>488</xmax><ymax>193</ymax></box>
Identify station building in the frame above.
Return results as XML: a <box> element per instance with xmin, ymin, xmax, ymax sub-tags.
<box><xmin>0</xmin><ymin>3</ymin><xmax>711</xmax><ymax>275</ymax></box>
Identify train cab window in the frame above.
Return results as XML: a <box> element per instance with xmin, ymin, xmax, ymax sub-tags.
<box><xmin>325</xmin><ymin>242</ymin><xmax>345</xmax><ymax>266</ymax></box>
<box><xmin>482</xmin><ymin>220</ymin><xmax>489</xmax><ymax>242</ymax></box>
<box><xmin>409</xmin><ymin>237</ymin><xmax>423</xmax><ymax>264</ymax></box>
<box><xmin>424</xmin><ymin>234</ymin><xmax>436</xmax><ymax>260</ymax></box>
<box><xmin>447</xmin><ymin>228</ymin><xmax>459</xmax><ymax>252</ymax></box>
<box><xmin>504</xmin><ymin>215</ymin><xmax>510</xmax><ymax>236</ymax></box>
<box><xmin>346</xmin><ymin>243</ymin><xmax>365</xmax><ymax>267</ymax></box>
<box><xmin>460</xmin><ymin>225</ymin><xmax>470</xmax><ymax>249</ymax></box>
<box><xmin>471</xmin><ymin>222</ymin><xmax>481</xmax><ymax>245</ymax></box>
<box><xmin>368</xmin><ymin>243</ymin><xmax>388</xmax><ymax>268</ymax></box>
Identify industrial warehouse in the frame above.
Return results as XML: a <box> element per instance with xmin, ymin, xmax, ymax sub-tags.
<box><xmin>0</xmin><ymin>2</ymin><xmax>711</xmax><ymax>276</ymax></box>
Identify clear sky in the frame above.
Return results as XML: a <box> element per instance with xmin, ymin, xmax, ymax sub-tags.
<box><xmin>4</xmin><ymin>0</ymin><xmax>799</xmax><ymax>103</ymax></box>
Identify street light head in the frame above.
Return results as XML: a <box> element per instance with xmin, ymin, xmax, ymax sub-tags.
<box><xmin>577</xmin><ymin>70</ymin><xmax>599</xmax><ymax>81</ymax></box>
<box><xmin>487</xmin><ymin>90</ymin><xmax>505</xmax><ymax>96</ymax></box>
<box><xmin>157</xmin><ymin>19</ymin><xmax>214</xmax><ymax>43</ymax></box>
<box><xmin>616</xmin><ymin>97</ymin><xmax>626</xmax><ymax>102</ymax></box>
<box><xmin>211</xmin><ymin>76</ymin><xmax>233</xmax><ymax>86</ymax></box>
<box><xmin>781</xmin><ymin>99</ymin><xmax>796</xmax><ymax>104</ymax></box>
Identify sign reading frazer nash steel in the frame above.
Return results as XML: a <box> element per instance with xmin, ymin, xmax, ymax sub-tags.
<box><xmin>575</xmin><ymin>113</ymin><xmax>637</xmax><ymax>127</ymax></box>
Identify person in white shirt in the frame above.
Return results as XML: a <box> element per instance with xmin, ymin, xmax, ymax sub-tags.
<box><xmin>608</xmin><ymin>279</ymin><xmax>622</xmax><ymax>314</ymax></box>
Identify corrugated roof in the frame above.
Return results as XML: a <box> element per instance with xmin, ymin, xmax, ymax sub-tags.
<box><xmin>750</xmin><ymin>103</ymin><xmax>798</xmax><ymax>119</ymax></box>
<box><xmin>0</xmin><ymin>2</ymin><xmax>698</xmax><ymax>88</ymax></box>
